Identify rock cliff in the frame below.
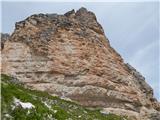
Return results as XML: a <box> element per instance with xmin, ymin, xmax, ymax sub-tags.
<box><xmin>1</xmin><ymin>7</ymin><xmax>160</xmax><ymax>120</ymax></box>
<box><xmin>2</xmin><ymin>74</ymin><xmax>126</xmax><ymax>120</ymax></box>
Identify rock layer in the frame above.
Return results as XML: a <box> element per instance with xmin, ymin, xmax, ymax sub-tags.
<box><xmin>1</xmin><ymin>7</ymin><xmax>160</xmax><ymax>120</ymax></box>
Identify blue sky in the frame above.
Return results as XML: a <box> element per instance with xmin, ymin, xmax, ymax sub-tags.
<box><xmin>1</xmin><ymin>1</ymin><xmax>159</xmax><ymax>100</ymax></box>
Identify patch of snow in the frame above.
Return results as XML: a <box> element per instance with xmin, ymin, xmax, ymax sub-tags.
<box><xmin>14</xmin><ymin>98</ymin><xmax>35</xmax><ymax>109</ymax></box>
<box><xmin>100</xmin><ymin>109</ymin><xmax>109</xmax><ymax>115</ymax></box>
<box><xmin>60</xmin><ymin>96</ymin><xmax>72</xmax><ymax>102</ymax></box>
<box><xmin>53</xmin><ymin>110</ymin><xmax>57</xmax><ymax>113</ymax></box>
<box><xmin>27</xmin><ymin>110</ymin><xmax>30</xmax><ymax>115</ymax></box>
<box><xmin>11</xmin><ymin>105</ymin><xmax>16</xmax><ymax>110</ymax></box>
<box><xmin>4</xmin><ymin>114</ymin><xmax>12</xmax><ymax>118</ymax></box>
<box><xmin>60</xmin><ymin>93</ymin><xmax>73</xmax><ymax>102</ymax></box>
<box><xmin>51</xmin><ymin>94</ymin><xmax>59</xmax><ymax>97</ymax></box>
<box><xmin>47</xmin><ymin>114</ymin><xmax>53</xmax><ymax>119</ymax></box>
<box><xmin>42</xmin><ymin>101</ymin><xmax>51</xmax><ymax>109</ymax></box>
<box><xmin>83</xmin><ymin>110</ymin><xmax>87</xmax><ymax>113</ymax></box>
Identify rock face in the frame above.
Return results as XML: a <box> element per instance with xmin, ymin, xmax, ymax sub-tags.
<box><xmin>1</xmin><ymin>7</ymin><xmax>160</xmax><ymax>120</ymax></box>
<box><xmin>1</xmin><ymin>33</ymin><xmax>10</xmax><ymax>50</ymax></box>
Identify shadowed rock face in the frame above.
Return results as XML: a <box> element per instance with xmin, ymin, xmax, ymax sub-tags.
<box><xmin>1</xmin><ymin>33</ymin><xmax>10</xmax><ymax>50</ymax></box>
<box><xmin>1</xmin><ymin>7</ymin><xmax>160</xmax><ymax>120</ymax></box>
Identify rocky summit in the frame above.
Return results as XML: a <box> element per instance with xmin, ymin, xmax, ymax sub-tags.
<box><xmin>1</xmin><ymin>7</ymin><xmax>160</xmax><ymax>120</ymax></box>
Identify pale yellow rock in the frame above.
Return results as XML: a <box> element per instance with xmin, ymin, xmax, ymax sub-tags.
<box><xmin>1</xmin><ymin>8</ymin><xmax>160</xmax><ymax>120</ymax></box>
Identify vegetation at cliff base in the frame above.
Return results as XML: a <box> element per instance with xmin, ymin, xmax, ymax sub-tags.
<box><xmin>1</xmin><ymin>74</ymin><xmax>128</xmax><ymax>120</ymax></box>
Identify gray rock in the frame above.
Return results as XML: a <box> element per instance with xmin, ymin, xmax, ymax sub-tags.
<box><xmin>64</xmin><ymin>9</ymin><xmax>75</xmax><ymax>17</ymax></box>
<box><xmin>29</xmin><ymin>19</ymin><xmax>37</xmax><ymax>25</ymax></box>
<box><xmin>149</xmin><ymin>112</ymin><xmax>160</xmax><ymax>120</ymax></box>
<box><xmin>1</xmin><ymin>33</ymin><xmax>10</xmax><ymax>50</ymax></box>
<box><xmin>126</xmin><ymin>63</ymin><xmax>153</xmax><ymax>95</ymax></box>
<box><xmin>46</xmin><ymin>13</ymin><xmax>58</xmax><ymax>20</ymax></box>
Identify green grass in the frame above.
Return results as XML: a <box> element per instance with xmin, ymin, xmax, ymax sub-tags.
<box><xmin>1</xmin><ymin>74</ymin><xmax>128</xmax><ymax>120</ymax></box>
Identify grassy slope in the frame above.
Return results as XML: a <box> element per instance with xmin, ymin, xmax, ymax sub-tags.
<box><xmin>1</xmin><ymin>74</ymin><xmax>128</xmax><ymax>120</ymax></box>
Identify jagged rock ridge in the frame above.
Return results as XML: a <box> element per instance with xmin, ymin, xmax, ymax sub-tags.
<box><xmin>1</xmin><ymin>7</ymin><xmax>160</xmax><ymax>120</ymax></box>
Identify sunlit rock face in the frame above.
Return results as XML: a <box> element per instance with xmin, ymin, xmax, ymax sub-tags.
<box><xmin>1</xmin><ymin>7</ymin><xmax>160</xmax><ymax>120</ymax></box>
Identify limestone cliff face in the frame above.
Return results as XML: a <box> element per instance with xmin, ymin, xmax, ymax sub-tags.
<box><xmin>1</xmin><ymin>33</ymin><xmax>10</xmax><ymax>50</ymax></box>
<box><xmin>1</xmin><ymin>8</ymin><xmax>160</xmax><ymax>120</ymax></box>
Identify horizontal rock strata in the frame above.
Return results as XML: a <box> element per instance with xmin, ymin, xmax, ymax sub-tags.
<box><xmin>1</xmin><ymin>7</ymin><xmax>160</xmax><ymax>120</ymax></box>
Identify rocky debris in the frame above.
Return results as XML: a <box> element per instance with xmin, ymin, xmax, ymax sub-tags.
<box><xmin>10</xmin><ymin>76</ymin><xmax>24</xmax><ymax>86</ymax></box>
<box><xmin>1</xmin><ymin>7</ymin><xmax>160</xmax><ymax>120</ymax></box>
<box><xmin>149</xmin><ymin>112</ymin><xmax>160</xmax><ymax>120</ymax></box>
<box><xmin>139</xmin><ymin>106</ymin><xmax>160</xmax><ymax>120</ymax></box>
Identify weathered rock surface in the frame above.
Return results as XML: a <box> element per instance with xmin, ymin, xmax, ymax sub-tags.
<box><xmin>1</xmin><ymin>33</ymin><xmax>10</xmax><ymax>50</ymax></box>
<box><xmin>1</xmin><ymin>7</ymin><xmax>160</xmax><ymax>120</ymax></box>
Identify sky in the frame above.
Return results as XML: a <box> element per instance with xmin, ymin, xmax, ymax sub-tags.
<box><xmin>1</xmin><ymin>1</ymin><xmax>159</xmax><ymax>100</ymax></box>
